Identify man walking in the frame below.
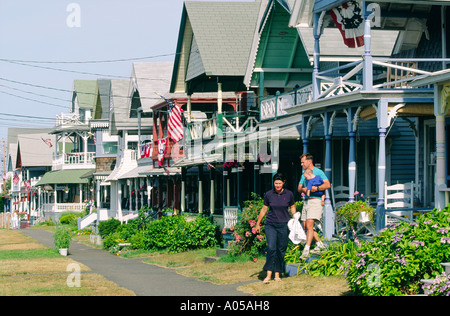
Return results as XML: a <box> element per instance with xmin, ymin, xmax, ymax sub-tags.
<box><xmin>297</xmin><ymin>153</ymin><xmax>330</xmax><ymax>260</ymax></box>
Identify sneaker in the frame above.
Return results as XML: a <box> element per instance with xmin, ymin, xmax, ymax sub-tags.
<box><xmin>310</xmin><ymin>247</ymin><xmax>325</xmax><ymax>255</ymax></box>
<box><xmin>299</xmin><ymin>250</ymin><xmax>309</xmax><ymax>261</ymax></box>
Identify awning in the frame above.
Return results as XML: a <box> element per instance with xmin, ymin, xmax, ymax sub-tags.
<box><xmin>36</xmin><ymin>169</ymin><xmax>90</xmax><ymax>186</ymax></box>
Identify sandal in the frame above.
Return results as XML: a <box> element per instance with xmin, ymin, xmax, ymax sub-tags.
<box><xmin>263</xmin><ymin>277</ymin><xmax>271</xmax><ymax>284</ymax></box>
<box><xmin>274</xmin><ymin>277</ymin><xmax>281</xmax><ymax>282</ymax></box>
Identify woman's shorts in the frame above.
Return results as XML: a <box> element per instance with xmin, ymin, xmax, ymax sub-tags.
<box><xmin>301</xmin><ymin>198</ymin><xmax>323</xmax><ymax>222</ymax></box>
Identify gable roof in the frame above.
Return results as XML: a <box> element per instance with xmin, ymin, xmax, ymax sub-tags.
<box><xmin>245</xmin><ymin>0</ymin><xmax>313</xmax><ymax>89</ymax></box>
<box><xmin>171</xmin><ymin>0</ymin><xmax>261</xmax><ymax>93</ymax></box>
<box><xmin>109</xmin><ymin>79</ymin><xmax>133</xmax><ymax>135</ymax></box>
<box><xmin>73</xmin><ymin>80</ymin><xmax>98</xmax><ymax>110</ymax></box>
<box><xmin>131</xmin><ymin>62</ymin><xmax>174</xmax><ymax>113</ymax></box>
<box><xmin>16</xmin><ymin>133</ymin><xmax>55</xmax><ymax>168</ymax></box>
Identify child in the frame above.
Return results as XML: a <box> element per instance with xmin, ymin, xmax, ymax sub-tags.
<box><xmin>304</xmin><ymin>169</ymin><xmax>325</xmax><ymax>206</ymax></box>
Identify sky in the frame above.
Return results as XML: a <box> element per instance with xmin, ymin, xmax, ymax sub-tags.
<box><xmin>0</xmin><ymin>0</ymin><xmax>254</xmax><ymax>174</ymax></box>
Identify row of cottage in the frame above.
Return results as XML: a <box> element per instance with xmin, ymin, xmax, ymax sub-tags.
<box><xmin>4</xmin><ymin>0</ymin><xmax>450</xmax><ymax>239</ymax></box>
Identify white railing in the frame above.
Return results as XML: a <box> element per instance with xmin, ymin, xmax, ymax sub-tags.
<box><xmin>43</xmin><ymin>203</ymin><xmax>85</xmax><ymax>213</ymax></box>
<box><xmin>260</xmin><ymin>85</ymin><xmax>313</xmax><ymax>121</ymax></box>
<box><xmin>56</xmin><ymin>113</ymin><xmax>85</xmax><ymax>127</ymax></box>
<box><xmin>187</xmin><ymin>113</ymin><xmax>259</xmax><ymax>140</ymax></box>
<box><xmin>259</xmin><ymin>58</ymin><xmax>450</xmax><ymax>120</ymax></box>
<box><xmin>53</xmin><ymin>152</ymin><xmax>96</xmax><ymax>169</ymax></box>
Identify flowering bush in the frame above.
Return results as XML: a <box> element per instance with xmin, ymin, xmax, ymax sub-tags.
<box><xmin>345</xmin><ymin>206</ymin><xmax>450</xmax><ymax>296</ymax></box>
<box><xmin>227</xmin><ymin>194</ymin><xmax>303</xmax><ymax>261</ymax></box>
<box><xmin>226</xmin><ymin>193</ymin><xmax>266</xmax><ymax>260</ymax></box>
<box><xmin>423</xmin><ymin>272</ymin><xmax>450</xmax><ymax>296</ymax></box>
<box><xmin>336</xmin><ymin>192</ymin><xmax>374</xmax><ymax>225</ymax></box>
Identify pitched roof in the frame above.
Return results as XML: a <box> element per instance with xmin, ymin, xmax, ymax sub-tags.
<box><xmin>109</xmin><ymin>79</ymin><xmax>133</xmax><ymax>135</ymax></box>
<box><xmin>171</xmin><ymin>1</ymin><xmax>261</xmax><ymax>92</ymax></box>
<box><xmin>16</xmin><ymin>133</ymin><xmax>55</xmax><ymax>167</ymax></box>
<box><xmin>131</xmin><ymin>62</ymin><xmax>174</xmax><ymax>112</ymax></box>
<box><xmin>73</xmin><ymin>80</ymin><xmax>98</xmax><ymax>110</ymax></box>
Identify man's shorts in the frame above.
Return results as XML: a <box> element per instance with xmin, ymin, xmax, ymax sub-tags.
<box><xmin>301</xmin><ymin>198</ymin><xmax>323</xmax><ymax>222</ymax></box>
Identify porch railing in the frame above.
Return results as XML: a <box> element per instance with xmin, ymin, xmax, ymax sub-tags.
<box><xmin>42</xmin><ymin>203</ymin><xmax>85</xmax><ymax>213</ymax></box>
<box><xmin>186</xmin><ymin>112</ymin><xmax>259</xmax><ymax>141</ymax></box>
<box><xmin>53</xmin><ymin>152</ymin><xmax>96</xmax><ymax>169</ymax></box>
<box><xmin>259</xmin><ymin>58</ymin><xmax>450</xmax><ymax>121</ymax></box>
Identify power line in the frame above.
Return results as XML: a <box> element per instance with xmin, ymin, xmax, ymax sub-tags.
<box><xmin>0</xmin><ymin>53</ymin><xmax>178</xmax><ymax>64</ymax></box>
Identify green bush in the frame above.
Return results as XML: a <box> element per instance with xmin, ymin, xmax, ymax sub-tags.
<box><xmin>98</xmin><ymin>218</ymin><xmax>121</xmax><ymax>238</ymax></box>
<box><xmin>59</xmin><ymin>212</ymin><xmax>80</xmax><ymax>226</ymax></box>
<box><xmin>100</xmin><ymin>212</ymin><xmax>219</xmax><ymax>254</ymax></box>
<box><xmin>143</xmin><ymin>215</ymin><xmax>218</xmax><ymax>253</ymax></box>
<box><xmin>345</xmin><ymin>206</ymin><xmax>450</xmax><ymax>296</ymax></box>
<box><xmin>54</xmin><ymin>226</ymin><xmax>72</xmax><ymax>249</ymax></box>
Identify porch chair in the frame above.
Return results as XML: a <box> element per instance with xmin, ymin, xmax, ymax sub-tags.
<box><xmin>384</xmin><ymin>181</ymin><xmax>415</xmax><ymax>226</ymax></box>
<box><xmin>223</xmin><ymin>207</ymin><xmax>239</xmax><ymax>230</ymax></box>
<box><xmin>331</xmin><ymin>183</ymin><xmax>350</xmax><ymax>238</ymax></box>
<box><xmin>331</xmin><ymin>184</ymin><xmax>350</xmax><ymax>210</ymax></box>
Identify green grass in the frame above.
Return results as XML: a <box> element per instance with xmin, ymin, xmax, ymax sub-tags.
<box><xmin>0</xmin><ymin>248</ymin><xmax>61</xmax><ymax>260</ymax></box>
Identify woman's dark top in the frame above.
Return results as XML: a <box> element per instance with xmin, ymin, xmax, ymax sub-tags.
<box><xmin>263</xmin><ymin>188</ymin><xmax>295</xmax><ymax>223</ymax></box>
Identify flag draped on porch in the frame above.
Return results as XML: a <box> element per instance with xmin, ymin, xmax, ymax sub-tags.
<box><xmin>330</xmin><ymin>0</ymin><xmax>365</xmax><ymax>48</ymax></box>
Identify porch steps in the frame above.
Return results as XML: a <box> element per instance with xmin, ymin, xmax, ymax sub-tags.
<box><xmin>204</xmin><ymin>248</ymin><xmax>230</xmax><ymax>263</ymax></box>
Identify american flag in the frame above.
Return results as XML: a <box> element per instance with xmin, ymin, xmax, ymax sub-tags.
<box><xmin>41</xmin><ymin>137</ymin><xmax>53</xmax><ymax>148</ymax></box>
<box><xmin>158</xmin><ymin>94</ymin><xmax>184</xmax><ymax>143</ymax></box>
<box><xmin>13</xmin><ymin>172</ymin><xmax>20</xmax><ymax>186</ymax></box>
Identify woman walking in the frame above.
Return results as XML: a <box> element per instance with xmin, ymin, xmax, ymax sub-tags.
<box><xmin>255</xmin><ymin>173</ymin><xmax>296</xmax><ymax>283</ymax></box>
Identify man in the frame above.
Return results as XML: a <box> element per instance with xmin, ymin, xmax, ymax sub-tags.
<box><xmin>297</xmin><ymin>153</ymin><xmax>330</xmax><ymax>260</ymax></box>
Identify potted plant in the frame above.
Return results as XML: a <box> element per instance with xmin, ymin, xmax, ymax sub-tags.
<box><xmin>336</xmin><ymin>192</ymin><xmax>374</xmax><ymax>240</ymax></box>
<box><xmin>54</xmin><ymin>226</ymin><xmax>72</xmax><ymax>256</ymax></box>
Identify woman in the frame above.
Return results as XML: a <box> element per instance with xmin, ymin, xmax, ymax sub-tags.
<box><xmin>255</xmin><ymin>173</ymin><xmax>296</xmax><ymax>283</ymax></box>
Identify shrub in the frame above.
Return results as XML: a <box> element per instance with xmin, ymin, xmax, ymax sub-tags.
<box><xmin>143</xmin><ymin>215</ymin><xmax>218</xmax><ymax>253</ymax></box>
<box><xmin>227</xmin><ymin>194</ymin><xmax>303</xmax><ymax>260</ymax></box>
<box><xmin>345</xmin><ymin>206</ymin><xmax>450</xmax><ymax>296</ymax></box>
<box><xmin>226</xmin><ymin>193</ymin><xmax>266</xmax><ymax>259</ymax></box>
<box><xmin>98</xmin><ymin>218</ymin><xmax>121</xmax><ymax>239</ymax></box>
<box><xmin>54</xmin><ymin>226</ymin><xmax>72</xmax><ymax>249</ymax></box>
<box><xmin>59</xmin><ymin>213</ymin><xmax>79</xmax><ymax>226</ymax></box>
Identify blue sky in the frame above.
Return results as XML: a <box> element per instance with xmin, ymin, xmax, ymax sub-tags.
<box><xmin>0</xmin><ymin>0</ymin><xmax>253</xmax><ymax>173</ymax></box>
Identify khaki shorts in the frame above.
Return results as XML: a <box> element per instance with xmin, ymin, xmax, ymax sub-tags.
<box><xmin>301</xmin><ymin>198</ymin><xmax>323</xmax><ymax>222</ymax></box>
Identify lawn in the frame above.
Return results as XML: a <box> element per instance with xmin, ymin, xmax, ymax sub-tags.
<box><xmin>0</xmin><ymin>229</ymin><xmax>135</xmax><ymax>296</ymax></box>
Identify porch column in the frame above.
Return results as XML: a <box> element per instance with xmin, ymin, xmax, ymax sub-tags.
<box><xmin>347</xmin><ymin>108</ymin><xmax>357</xmax><ymax>202</ymax></box>
<box><xmin>223</xmin><ymin>169</ymin><xmax>228</xmax><ymax>208</ymax></box>
<box><xmin>217</xmin><ymin>82</ymin><xmax>223</xmax><ymax>114</ymax></box>
<box><xmin>301</xmin><ymin>116</ymin><xmax>309</xmax><ymax>154</ymax></box>
<box><xmin>376</xmin><ymin>100</ymin><xmax>389</xmax><ymax>231</ymax></box>
<box><xmin>436</xmin><ymin>85</ymin><xmax>448</xmax><ymax>209</ymax></box>
<box><xmin>312</xmin><ymin>12</ymin><xmax>322</xmax><ymax>100</ymax></box>
<box><xmin>198</xmin><ymin>166</ymin><xmax>203</xmax><ymax>213</ymax></box>
<box><xmin>117</xmin><ymin>182</ymin><xmax>123</xmax><ymax>220</ymax></box>
<box><xmin>181</xmin><ymin>168</ymin><xmax>186</xmax><ymax>213</ymax></box>
<box><xmin>363</xmin><ymin>4</ymin><xmax>373</xmax><ymax>90</ymax></box>
<box><xmin>210</xmin><ymin>167</ymin><xmax>215</xmax><ymax>214</ymax></box>
<box><xmin>323</xmin><ymin>112</ymin><xmax>334</xmax><ymax>240</ymax></box>
<box><xmin>96</xmin><ymin>179</ymin><xmax>101</xmax><ymax>210</ymax></box>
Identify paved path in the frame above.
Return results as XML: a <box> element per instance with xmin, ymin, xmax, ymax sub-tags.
<box><xmin>21</xmin><ymin>228</ymin><xmax>251</xmax><ymax>296</ymax></box>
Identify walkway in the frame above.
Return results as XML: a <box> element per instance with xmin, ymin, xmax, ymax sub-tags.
<box><xmin>21</xmin><ymin>228</ymin><xmax>250</xmax><ymax>296</ymax></box>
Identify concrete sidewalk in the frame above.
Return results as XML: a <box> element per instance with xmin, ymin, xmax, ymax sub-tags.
<box><xmin>21</xmin><ymin>228</ymin><xmax>250</xmax><ymax>296</ymax></box>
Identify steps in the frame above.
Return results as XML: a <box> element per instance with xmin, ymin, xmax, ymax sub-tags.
<box><xmin>204</xmin><ymin>248</ymin><xmax>230</xmax><ymax>263</ymax></box>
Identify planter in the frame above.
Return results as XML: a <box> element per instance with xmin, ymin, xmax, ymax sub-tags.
<box><xmin>358</xmin><ymin>211</ymin><xmax>371</xmax><ymax>223</ymax></box>
<box><xmin>59</xmin><ymin>248</ymin><xmax>68</xmax><ymax>256</ymax></box>
<box><xmin>441</xmin><ymin>263</ymin><xmax>450</xmax><ymax>274</ymax></box>
<box><xmin>90</xmin><ymin>234</ymin><xmax>102</xmax><ymax>246</ymax></box>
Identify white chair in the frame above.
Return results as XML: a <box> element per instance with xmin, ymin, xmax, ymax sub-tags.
<box><xmin>223</xmin><ymin>207</ymin><xmax>239</xmax><ymax>229</ymax></box>
<box><xmin>331</xmin><ymin>184</ymin><xmax>350</xmax><ymax>210</ymax></box>
<box><xmin>331</xmin><ymin>183</ymin><xmax>350</xmax><ymax>239</ymax></box>
<box><xmin>384</xmin><ymin>181</ymin><xmax>414</xmax><ymax>226</ymax></box>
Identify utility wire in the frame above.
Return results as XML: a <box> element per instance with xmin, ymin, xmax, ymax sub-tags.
<box><xmin>0</xmin><ymin>53</ymin><xmax>178</xmax><ymax>64</ymax></box>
